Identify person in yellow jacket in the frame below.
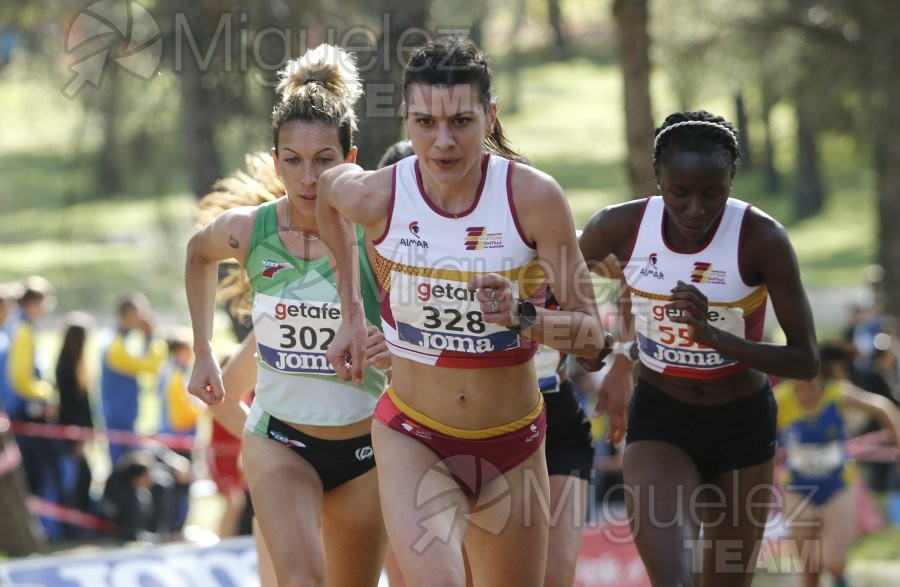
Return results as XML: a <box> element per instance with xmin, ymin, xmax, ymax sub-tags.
<box><xmin>157</xmin><ymin>336</ymin><xmax>201</xmax><ymax>536</ymax></box>
<box><xmin>158</xmin><ymin>337</ymin><xmax>201</xmax><ymax>438</ymax></box>
<box><xmin>100</xmin><ymin>294</ymin><xmax>165</xmax><ymax>464</ymax></box>
<box><xmin>3</xmin><ymin>277</ymin><xmax>61</xmax><ymax>507</ymax></box>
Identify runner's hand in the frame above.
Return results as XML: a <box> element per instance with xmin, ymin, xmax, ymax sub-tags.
<box><xmin>188</xmin><ymin>352</ymin><xmax>225</xmax><ymax>405</ymax></box>
<box><xmin>667</xmin><ymin>280</ymin><xmax>715</xmax><ymax>346</ymax></box>
<box><xmin>594</xmin><ymin>356</ymin><xmax>633</xmax><ymax>447</ymax></box>
<box><xmin>364</xmin><ymin>325</ymin><xmax>391</xmax><ymax>370</ymax></box>
<box><xmin>470</xmin><ymin>273</ymin><xmax>515</xmax><ymax>327</ymax></box>
<box><xmin>326</xmin><ymin>311</ymin><xmax>368</xmax><ymax>385</ymax></box>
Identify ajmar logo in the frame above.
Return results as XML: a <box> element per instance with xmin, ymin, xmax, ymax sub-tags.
<box><xmin>63</xmin><ymin>0</ymin><xmax>162</xmax><ymax>98</ymax></box>
<box><xmin>409</xmin><ymin>221</ymin><xmax>422</xmax><ymax>238</ymax></box>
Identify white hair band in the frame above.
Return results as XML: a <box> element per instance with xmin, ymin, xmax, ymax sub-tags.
<box><xmin>653</xmin><ymin>120</ymin><xmax>738</xmax><ymax>151</ymax></box>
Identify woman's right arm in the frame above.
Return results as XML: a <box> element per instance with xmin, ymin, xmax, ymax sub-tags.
<box><xmin>184</xmin><ymin>207</ymin><xmax>254</xmax><ymax>405</ymax></box>
<box><xmin>316</xmin><ymin>164</ymin><xmax>392</xmax><ymax>384</ymax></box>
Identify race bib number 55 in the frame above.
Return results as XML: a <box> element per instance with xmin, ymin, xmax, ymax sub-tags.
<box><xmin>390</xmin><ymin>274</ymin><xmax>520</xmax><ymax>354</ymax></box>
<box><xmin>253</xmin><ymin>293</ymin><xmax>342</xmax><ymax>374</ymax></box>
<box><xmin>636</xmin><ymin>302</ymin><xmax>745</xmax><ymax>369</ymax></box>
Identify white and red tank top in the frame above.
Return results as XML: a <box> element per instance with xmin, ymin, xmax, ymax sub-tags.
<box><xmin>373</xmin><ymin>154</ymin><xmax>546</xmax><ymax>368</ymax></box>
<box><xmin>623</xmin><ymin>196</ymin><xmax>768</xmax><ymax>379</ymax></box>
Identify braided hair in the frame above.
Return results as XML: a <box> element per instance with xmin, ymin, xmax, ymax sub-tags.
<box><xmin>653</xmin><ymin>111</ymin><xmax>740</xmax><ymax>170</ymax></box>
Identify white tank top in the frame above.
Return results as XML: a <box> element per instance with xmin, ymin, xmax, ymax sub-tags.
<box><xmin>372</xmin><ymin>154</ymin><xmax>546</xmax><ymax>368</ymax></box>
<box><xmin>623</xmin><ymin>196</ymin><xmax>768</xmax><ymax>379</ymax></box>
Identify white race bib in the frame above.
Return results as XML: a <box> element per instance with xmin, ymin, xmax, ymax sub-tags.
<box><xmin>253</xmin><ymin>293</ymin><xmax>342</xmax><ymax>374</ymax></box>
<box><xmin>635</xmin><ymin>300</ymin><xmax>745</xmax><ymax>369</ymax></box>
<box><xmin>786</xmin><ymin>440</ymin><xmax>844</xmax><ymax>478</ymax></box>
<box><xmin>389</xmin><ymin>273</ymin><xmax>520</xmax><ymax>354</ymax></box>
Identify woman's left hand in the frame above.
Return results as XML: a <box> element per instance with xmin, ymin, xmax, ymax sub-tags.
<box><xmin>666</xmin><ymin>280</ymin><xmax>716</xmax><ymax>346</ymax></box>
<box><xmin>364</xmin><ymin>325</ymin><xmax>391</xmax><ymax>370</ymax></box>
<box><xmin>470</xmin><ymin>273</ymin><xmax>516</xmax><ymax>328</ymax></box>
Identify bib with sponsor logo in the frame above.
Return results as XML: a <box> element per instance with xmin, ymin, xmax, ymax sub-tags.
<box><xmin>623</xmin><ymin>196</ymin><xmax>768</xmax><ymax>380</ymax></box>
<box><xmin>373</xmin><ymin>154</ymin><xmax>546</xmax><ymax>368</ymax></box>
<box><xmin>246</xmin><ymin>201</ymin><xmax>386</xmax><ymax>426</ymax></box>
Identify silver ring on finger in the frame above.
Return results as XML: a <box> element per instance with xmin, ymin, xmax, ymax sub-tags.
<box><xmin>490</xmin><ymin>300</ymin><xmax>498</xmax><ymax>313</ymax></box>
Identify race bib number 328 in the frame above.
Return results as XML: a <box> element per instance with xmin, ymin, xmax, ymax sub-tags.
<box><xmin>390</xmin><ymin>274</ymin><xmax>520</xmax><ymax>354</ymax></box>
<box><xmin>253</xmin><ymin>293</ymin><xmax>342</xmax><ymax>374</ymax></box>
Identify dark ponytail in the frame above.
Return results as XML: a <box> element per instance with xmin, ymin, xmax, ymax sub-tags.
<box><xmin>486</xmin><ymin>117</ymin><xmax>519</xmax><ymax>159</ymax></box>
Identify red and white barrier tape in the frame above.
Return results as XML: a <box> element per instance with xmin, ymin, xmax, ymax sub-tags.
<box><xmin>26</xmin><ymin>495</ymin><xmax>116</xmax><ymax>533</ymax></box>
<box><xmin>5</xmin><ymin>420</ymin><xmax>241</xmax><ymax>457</ymax></box>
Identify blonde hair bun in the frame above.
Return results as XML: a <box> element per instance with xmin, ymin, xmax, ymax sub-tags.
<box><xmin>277</xmin><ymin>44</ymin><xmax>362</xmax><ymax>109</ymax></box>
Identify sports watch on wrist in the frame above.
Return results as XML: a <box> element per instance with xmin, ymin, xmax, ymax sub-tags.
<box><xmin>507</xmin><ymin>298</ymin><xmax>537</xmax><ymax>331</ymax></box>
<box><xmin>613</xmin><ymin>340</ymin><xmax>639</xmax><ymax>362</ymax></box>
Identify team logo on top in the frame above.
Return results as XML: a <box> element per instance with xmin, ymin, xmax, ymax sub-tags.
<box><xmin>691</xmin><ymin>262</ymin><xmax>727</xmax><ymax>284</ymax></box>
<box><xmin>639</xmin><ymin>252</ymin><xmax>664</xmax><ymax>279</ymax></box>
<box><xmin>261</xmin><ymin>258</ymin><xmax>291</xmax><ymax>278</ymax></box>
<box><xmin>400</xmin><ymin>220</ymin><xmax>429</xmax><ymax>248</ymax></box>
<box><xmin>465</xmin><ymin>226</ymin><xmax>504</xmax><ymax>250</ymax></box>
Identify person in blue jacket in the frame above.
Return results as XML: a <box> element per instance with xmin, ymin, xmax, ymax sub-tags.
<box><xmin>100</xmin><ymin>294</ymin><xmax>164</xmax><ymax>464</ymax></box>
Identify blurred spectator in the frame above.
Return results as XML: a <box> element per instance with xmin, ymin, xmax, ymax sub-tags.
<box><xmin>145</xmin><ymin>444</ymin><xmax>193</xmax><ymax>539</ymax></box>
<box><xmin>55</xmin><ymin>312</ymin><xmax>97</xmax><ymax>526</ymax></box>
<box><xmin>4</xmin><ymin>278</ymin><xmax>61</xmax><ymax>495</ymax></box>
<box><xmin>158</xmin><ymin>335</ymin><xmax>200</xmax><ymax>439</ymax></box>
<box><xmin>0</xmin><ymin>281</ymin><xmax>22</xmax><ymax>413</ymax></box>
<box><xmin>100</xmin><ymin>450</ymin><xmax>156</xmax><ymax>542</ymax></box>
<box><xmin>157</xmin><ymin>334</ymin><xmax>201</xmax><ymax>534</ymax></box>
<box><xmin>854</xmin><ymin>337</ymin><xmax>900</xmax><ymax>492</ymax></box>
<box><xmin>846</xmin><ymin>265</ymin><xmax>895</xmax><ymax>372</ymax></box>
<box><xmin>100</xmin><ymin>293</ymin><xmax>164</xmax><ymax>464</ymax></box>
<box><xmin>100</xmin><ymin>446</ymin><xmax>193</xmax><ymax>543</ymax></box>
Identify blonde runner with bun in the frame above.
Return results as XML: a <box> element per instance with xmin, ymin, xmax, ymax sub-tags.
<box><xmin>185</xmin><ymin>42</ymin><xmax>390</xmax><ymax>587</ymax></box>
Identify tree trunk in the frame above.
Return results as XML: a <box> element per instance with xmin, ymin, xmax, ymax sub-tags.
<box><xmin>174</xmin><ymin>1</ymin><xmax>223</xmax><ymax>199</ymax></box>
<box><xmin>873</xmin><ymin>21</ymin><xmax>900</xmax><ymax>322</ymax></box>
<box><xmin>0</xmin><ymin>424</ymin><xmax>46</xmax><ymax>556</ymax></box>
<box><xmin>95</xmin><ymin>66</ymin><xmax>122</xmax><ymax>197</ymax></box>
<box><xmin>547</xmin><ymin>0</ymin><xmax>569</xmax><ymax>59</ymax></box>
<box><xmin>760</xmin><ymin>79</ymin><xmax>781</xmax><ymax>193</ymax></box>
<box><xmin>612</xmin><ymin>0</ymin><xmax>656</xmax><ymax>199</ymax></box>
<box><xmin>793</xmin><ymin>104</ymin><xmax>824</xmax><ymax>220</ymax></box>
<box><xmin>734</xmin><ymin>92</ymin><xmax>752</xmax><ymax>169</ymax></box>
<box><xmin>506</xmin><ymin>0</ymin><xmax>528</xmax><ymax>115</ymax></box>
<box><xmin>354</xmin><ymin>1</ymin><xmax>429</xmax><ymax>171</ymax></box>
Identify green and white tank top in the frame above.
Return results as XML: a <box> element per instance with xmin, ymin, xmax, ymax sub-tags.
<box><xmin>246</xmin><ymin>201</ymin><xmax>386</xmax><ymax>426</ymax></box>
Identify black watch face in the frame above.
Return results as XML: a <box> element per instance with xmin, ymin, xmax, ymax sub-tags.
<box><xmin>520</xmin><ymin>299</ymin><xmax>537</xmax><ymax>324</ymax></box>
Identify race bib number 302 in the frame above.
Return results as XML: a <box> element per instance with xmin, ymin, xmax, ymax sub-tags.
<box><xmin>253</xmin><ymin>293</ymin><xmax>342</xmax><ymax>374</ymax></box>
<box><xmin>390</xmin><ymin>273</ymin><xmax>520</xmax><ymax>354</ymax></box>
